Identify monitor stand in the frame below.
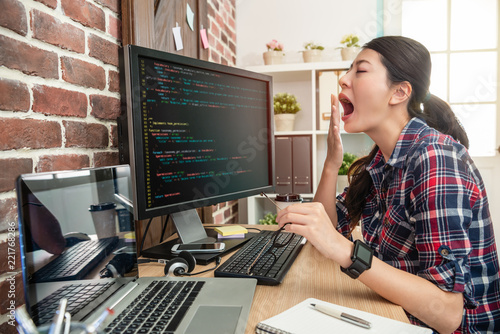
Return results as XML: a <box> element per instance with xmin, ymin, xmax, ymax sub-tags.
<box><xmin>171</xmin><ymin>209</ymin><xmax>216</xmax><ymax>244</ymax></box>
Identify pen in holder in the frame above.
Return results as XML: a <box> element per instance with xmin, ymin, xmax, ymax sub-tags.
<box><xmin>15</xmin><ymin>299</ymin><xmax>112</xmax><ymax>334</ymax></box>
<box><xmin>37</xmin><ymin>321</ymin><xmax>91</xmax><ymax>334</ymax></box>
<box><xmin>15</xmin><ymin>305</ymin><xmax>38</xmax><ymax>334</ymax></box>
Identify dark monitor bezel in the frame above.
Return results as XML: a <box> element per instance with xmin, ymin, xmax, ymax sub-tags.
<box><xmin>123</xmin><ymin>44</ymin><xmax>275</xmax><ymax>220</ymax></box>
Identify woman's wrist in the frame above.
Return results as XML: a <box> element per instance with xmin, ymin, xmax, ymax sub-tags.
<box><xmin>326</xmin><ymin>234</ymin><xmax>354</xmax><ymax>268</ymax></box>
<box><xmin>338</xmin><ymin>238</ymin><xmax>355</xmax><ymax>268</ymax></box>
<box><xmin>321</xmin><ymin>163</ymin><xmax>340</xmax><ymax>178</ymax></box>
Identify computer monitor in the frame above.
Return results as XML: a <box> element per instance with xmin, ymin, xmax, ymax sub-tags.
<box><xmin>119</xmin><ymin>44</ymin><xmax>275</xmax><ymax>244</ymax></box>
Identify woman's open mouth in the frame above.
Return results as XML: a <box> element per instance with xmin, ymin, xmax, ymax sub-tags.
<box><xmin>339</xmin><ymin>94</ymin><xmax>354</xmax><ymax>121</ymax></box>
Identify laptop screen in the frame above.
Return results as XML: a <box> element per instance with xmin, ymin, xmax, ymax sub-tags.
<box><xmin>17</xmin><ymin>165</ymin><xmax>137</xmax><ymax>320</ymax></box>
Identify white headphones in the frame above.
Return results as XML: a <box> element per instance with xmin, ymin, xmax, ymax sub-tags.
<box><xmin>163</xmin><ymin>251</ymin><xmax>221</xmax><ymax>276</ymax></box>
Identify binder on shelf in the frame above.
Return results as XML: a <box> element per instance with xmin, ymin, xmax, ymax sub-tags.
<box><xmin>292</xmin><ymin>136</ymin><xmax>312</xmax><ymax>194</ymax></box>
<box><xmin>317</xmin><ymin>69</ymin><xmax>346</xmax><ymax>132</ymax></box>
<box><xmin>274</xmin><ymin>135</ymin><xmax>312</xmax><ymax>195</ymax></box>
<box><xmin>275</xmin><ymin>136</ymin><xmax>293</xmax><ymax>194</ymax></box>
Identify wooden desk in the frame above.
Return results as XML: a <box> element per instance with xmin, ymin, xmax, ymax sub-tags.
<box><xmin>139</xmin><ymin>225</ymin><xmax>409</xmax><ymax>333</ymax></box>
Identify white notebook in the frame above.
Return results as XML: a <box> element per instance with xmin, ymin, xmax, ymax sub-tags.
<box><xmin>255</xmin><ymin>298</ymin><xmax>433</xmax><ymax>334</ymax></box>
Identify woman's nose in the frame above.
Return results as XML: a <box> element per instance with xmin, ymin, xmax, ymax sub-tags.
<box><xmin>339</xmin><ymin>73</ymin><xmax>349</xmax><ymax>88</ymax></box>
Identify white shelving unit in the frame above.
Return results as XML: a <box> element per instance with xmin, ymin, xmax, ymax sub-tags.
<box><xmin>239</xmin><ymin>61</ymin><xmax>374</xmax><ymax>224</ymax></box>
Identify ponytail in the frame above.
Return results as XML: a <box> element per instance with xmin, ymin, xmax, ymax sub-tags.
<box><xmin>419</xmin><ymin>94</ymin><xmax>469</xmax><ymax>149</ymax></box>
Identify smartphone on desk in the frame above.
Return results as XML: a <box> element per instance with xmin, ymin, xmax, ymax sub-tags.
<box><xmin>171</xmin><ymin>242</ymin><xmax>226</xmax><ymax>254</ymax></box>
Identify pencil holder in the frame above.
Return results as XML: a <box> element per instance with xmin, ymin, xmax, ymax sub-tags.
<box><xmin>275</xmin><ymin>193</ymin><xmax>303</xmax><ymax>213</ymax></box>
<box><xmin>35</xmin><ymin>323</ymin><xmax>103</xmax><ymax>334</ymax></box>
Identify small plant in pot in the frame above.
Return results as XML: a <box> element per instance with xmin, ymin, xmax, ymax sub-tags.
<box><xmin>273</xmin><ymin>92</ymin><xmax>301</xmax><ymax>132</ymax></box>
<box><xmin>338</xmin><ymin>34</ymin><xmax>361</xmax><ymax>61</ymax></box>
<box><xmin>263</xmin><ymin>39</ymin><xmax>284</xmax><ymax>65</ymax></box>
<box><xmin>337</xmin><ymin>152</ymin><xmax>358</xmax><ymax>193</ymax></box>
<box><xmin>302</xmin><ymin>42</ymin><xmax>324</xmax><ymax>63</ymax></box>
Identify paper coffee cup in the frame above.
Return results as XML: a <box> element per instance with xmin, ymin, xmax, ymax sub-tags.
<box><xmin>89</xmin><ymin>202</ymin><xmax>117</xmax><ymax>239</ymax></box>
<box><xmin>275</xmin><ymin>193</ymin><xmax>303</xmax><ymax>213</ymax></box>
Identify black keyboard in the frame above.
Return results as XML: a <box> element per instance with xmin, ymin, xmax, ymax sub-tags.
<box><xmin>214</xmin><ymin>230</ymin><xmax>306</xmax><ymax>285</ymax></box>
<box><xmin>105</xmin><ymin>280</ymin><xmax>204</xmax><ymax>334</ymax></box>
<box><xmin>31</xmin><ymin>281</ymin><xmax>114</xmax><ymax>325</ymax></box>
<box><xmin>32</xmin><ymin>237</ymin><xmax>119</xmax><ymax>282</ymax></box>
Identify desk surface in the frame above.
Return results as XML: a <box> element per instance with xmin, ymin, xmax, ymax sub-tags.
<box><xmin>139</xmin><ymin>225</ymin><xmax>409</xmax><ymax>333</ymax></box>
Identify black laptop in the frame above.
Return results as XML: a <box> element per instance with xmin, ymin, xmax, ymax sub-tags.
<box><xmin>17</xmin><ymin>165</ymin><xmax>256</xmax><ymax>334</ymax></box>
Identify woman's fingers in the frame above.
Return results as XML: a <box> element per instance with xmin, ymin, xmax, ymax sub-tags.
<box><xmin>276</xmin><ymin>202</ymin><xmax>327</xmax><ymax>227</ymax></box>
<box><xmin>276</xmin><ymin>202</ymin><xmax>342</xmax><ymax>261</ymax></box>
<box><xmin>325</xmin><ymin>94</ymin><xmax>344</xmax><ymax>169</ymax></box>
<box><xmin>331</xmin><ymin>94</ymin><xmax>340</xmax><ymax>129</ymax></box>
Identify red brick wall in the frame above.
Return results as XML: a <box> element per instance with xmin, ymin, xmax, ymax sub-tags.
<box><xmin>208</xmin><ymin>0</ymin><xmax>236</xmax><ymax>66</ymax></box>
<box><xmin>0</xmin><ymin>0</ymin><xmax>237</xmax><ymax>331</ymax></box>
<box><xmin>0</xmin><ymin>0</ymin><xmax>121</xmax><ymax>331</ymax></box>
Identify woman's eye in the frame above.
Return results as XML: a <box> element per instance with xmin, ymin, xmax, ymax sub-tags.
<box><xmin>356</xmin><ymin>70</ymin><xmax>366</xmax><ymax>73</ymax></box>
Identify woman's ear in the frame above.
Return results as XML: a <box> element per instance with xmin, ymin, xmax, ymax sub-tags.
<box><xmin>390</xmin><ymin>81</ymin><xmax>412</xmax><ymax>106</ymax></box>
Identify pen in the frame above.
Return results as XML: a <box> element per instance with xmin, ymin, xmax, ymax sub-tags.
<box><xmin>63</xmin><ymin>312</ymin><xmax>71</xmax><ymax>334</ymax></box>
<box><xmin>15</xmin><ymin>306</ymin><xmax>39</xmax><ymax>334</ymax></box>
<box><xmin>88</xmin><ymin>307</ymin><xmax>114</xmax><ymax>332</ymax></box>
<box><xmin>49</xmin><ymin>298</ymin><xmax>68</xmax><ymax>334</ymax></box>
<box><xmin>310</xmin><ymin>303</ymin><xmax>371</xmax><ymax>329</ymax></box>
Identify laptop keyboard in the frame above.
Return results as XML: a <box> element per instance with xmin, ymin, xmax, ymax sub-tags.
<box><xmin>31</xmin><ymin>281</ymin><xmax>114</xmax><ymax>325</ymax></box>
<box><xmin>105</xmin><ymin>280</ymin><xmax>205</xmax><ymax>334</ymax></box>
<box><xmin>215</xmin><ymin>230</ymin><xmax>305</xmax><ymax>285</ymax></box>
<box><xmin>32</xmin><ymin>237</ymin><xmax>119</xmax><ymax>282</ymax></box>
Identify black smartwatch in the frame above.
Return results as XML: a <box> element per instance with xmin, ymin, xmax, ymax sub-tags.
<box><xmin>341</xmin><ymin>240</ymin><xmax>374</xmax><ymax>279</ymax></box>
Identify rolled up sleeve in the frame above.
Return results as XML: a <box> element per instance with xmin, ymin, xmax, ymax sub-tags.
<box><xmin>336</xmin><ymin>192</ymin><xmax>352</xmax><ymax>237</ymax></box>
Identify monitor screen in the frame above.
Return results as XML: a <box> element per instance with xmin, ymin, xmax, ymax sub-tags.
<box><xmin>120</xmin><ymin>45</ymin><xmax>275</xmax><ymax>228</ymax></box>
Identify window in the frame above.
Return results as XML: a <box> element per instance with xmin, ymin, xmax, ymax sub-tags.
<box><xmin>401</xmin><ymin>0</ymin><xmax>498</xmax><ymax>156</ymax></box>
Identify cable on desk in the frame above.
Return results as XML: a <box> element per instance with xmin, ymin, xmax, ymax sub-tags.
<box><xmin>246</xmin><ymin>227</ymin><xmax>263</xmax><ymax>232</ymax></box>
<box><xmin>139</xmin><ymin>217</ymin><xmax>153</xmax><ymax>257</ymax></box>
<box><xmin>139</xmin><ymin>215</ymin><xmax>171</xmax><ymax>257</ymax></box>
<box><xmin>159</xmin><ymin>215</ymin><xmax>170</xmax><ymax>243</ymax></box>
<box><xmin>138</xmin><ymin>258</ymin><xmax>168</xmax><ymax>264</ymax></box>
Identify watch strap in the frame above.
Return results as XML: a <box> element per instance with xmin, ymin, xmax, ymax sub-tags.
<box><xmin>341</xmin><ymin>240</ymin><xmax>373</xmax><ymax>279</ymax></box>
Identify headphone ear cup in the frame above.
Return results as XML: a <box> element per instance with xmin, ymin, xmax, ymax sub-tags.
<box><xmin>178</xmin><ymin>251</ymin><xmax>196</xmax><ymax>272</ymax></box>
<box><xmin>164</xmin><ymin>257</ymin><xmax>188</xmax><ymax>276</ymax></box>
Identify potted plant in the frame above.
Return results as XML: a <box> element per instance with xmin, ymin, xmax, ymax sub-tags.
<box><xmin>273</xmin><ymin>92</ymin><xmax>301</xmax><ymax>132</ymax></box>
<box><xmin>263</xmin><ymin>39</ymin><xmax>284</xmax><ymax>65</ymax></box>
<box><xmin>259</xmin><ymin>212</ymin><xmax>277</xmax><ymax>225</ymax></box>
<box><xmin>337</xmin><ymin>152</ymin><xmax>358</xmax><ymax>193</ymax></box>
<box><xmin>338</xmin><ymin>34</ymin><xmax>361</xmax><ymax>61</ymax></box>
<box><xmin>302</xmin><ymin>42</ymin><xmax>324</xmax><ymax>63</ymax></box>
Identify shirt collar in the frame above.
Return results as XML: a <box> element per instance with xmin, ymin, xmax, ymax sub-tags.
<box><xmin>367</xmin><ymin>117</ymin><xmax>428</xmax><ymax>171</ymax></box>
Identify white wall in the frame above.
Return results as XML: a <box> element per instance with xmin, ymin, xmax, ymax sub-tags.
<box><xmin>236</xmin><ymin>0</ymin><xmax>382</xmax><ymax>67</ymax></box>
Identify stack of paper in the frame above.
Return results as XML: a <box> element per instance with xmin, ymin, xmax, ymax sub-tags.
<box><xmin>214</xmin><ymin>225</ymin><xmax>248</xmax><ymax>238</ymax></box>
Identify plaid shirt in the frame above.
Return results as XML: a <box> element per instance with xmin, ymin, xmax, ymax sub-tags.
<box><xmin>336</xmin><ymin>118</ymin><xmax>500</xmax><ymax>333</ymax></box>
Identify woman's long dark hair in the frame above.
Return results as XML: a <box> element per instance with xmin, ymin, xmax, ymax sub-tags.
<box><xmin>344</xmin><ymin>36</ymin><xmax>469</xmax><ymax>231</ymax></box>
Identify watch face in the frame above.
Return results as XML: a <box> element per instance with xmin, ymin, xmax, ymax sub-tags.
<box><xmin>355</xmin><ymin>241</ymin><xmax>373</xmax><ymax>266</ymax></box>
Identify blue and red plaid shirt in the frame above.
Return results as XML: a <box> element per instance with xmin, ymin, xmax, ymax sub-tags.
<box><xmin>336</xmin><ymin>117</ymin><xmax>500</xmax><ymax>333</ymax></box>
